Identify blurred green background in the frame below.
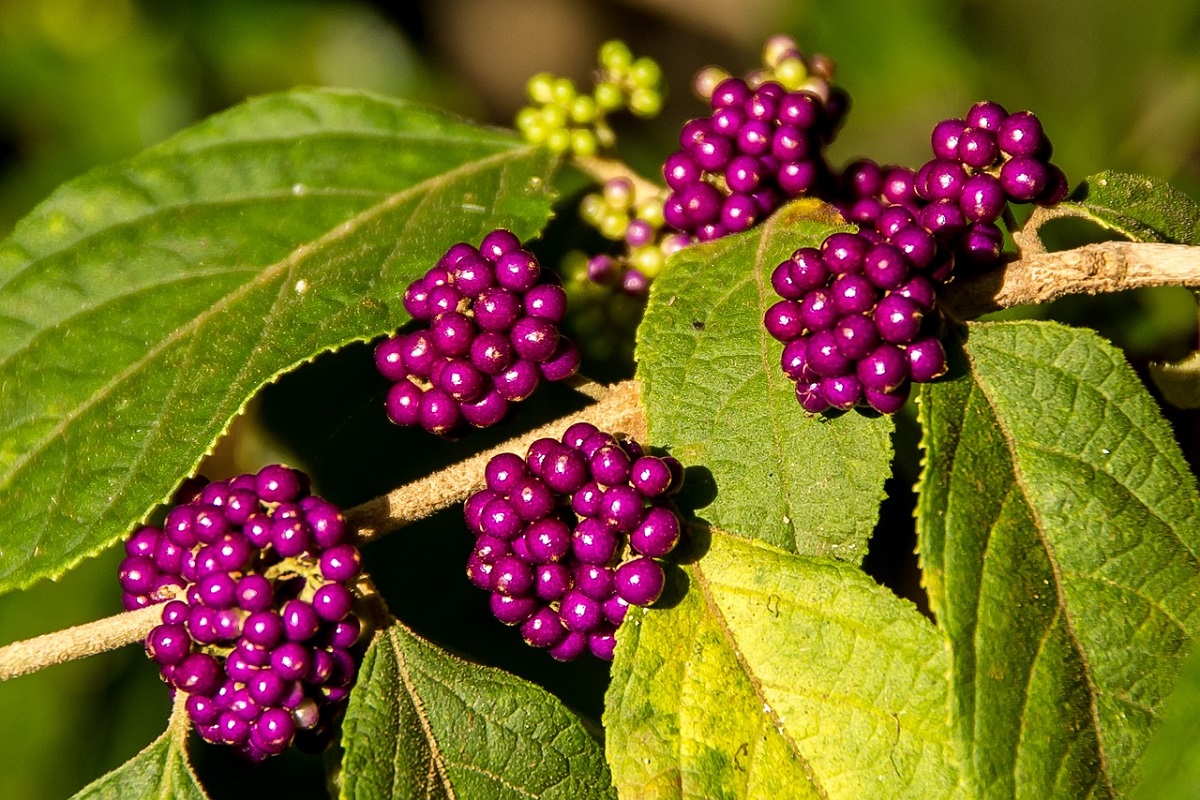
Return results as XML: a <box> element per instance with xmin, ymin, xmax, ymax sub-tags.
<box><xmin>0</xmin><ymin>1</ymin><xmax>1198</xmax><ymax>797</ymax></box>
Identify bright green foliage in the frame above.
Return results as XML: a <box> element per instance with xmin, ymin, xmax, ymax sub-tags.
<box><xmin>605</xmin><ymin>530</ymin><xmax>963</xmax><ymax>800</ymax></box>
<box><xmin>0</xmin><ymin>88</ymin><xmax>556</xmax><ymax>596</ymax></box>
<box><xmin>1061</xmin><ymin>171</ymin><xmax>1200</xmax><ymax>245</ymax></box>
<box><xmin>69</xmin><ymin>707</ymin><xmax>206</xmax><ymax>800</ymax></box>
<box><xmin>339</xmin><ymin>621</ymin><xmax>615</xmax><ymax>800</ymax></box>
<box><xmin>1133</xmin><ymin>635</ymin><xmax>1200</xmax><ymax>799</ymax></box>
<box><xmin>636</xmin><ymin>199</ymin><xmax>894</xmax><ymax>562</ymax></box>
<box><xmin>917</xmin><ymin>321</ymin><xmax>1200</xmax><ymax>798</ymax></box>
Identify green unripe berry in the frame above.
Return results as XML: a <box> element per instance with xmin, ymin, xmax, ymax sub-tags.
<box><xmin>630</xmin><ymin>245</ymin><xmax>665</xmax><ymax>278</ymax></box>
<box><xmin>539</xmin><ymin>104</ymin><xmax>568</xmax><ymax>129</ymax></box>
<box><xmin>599</xmin><ymin>211</ymin><xmax>628</xmax><ymax>241</ymax></box>
<box><xmin>522</xmin><ymin>121</ymin><xmax>548</xmax><ymax>144</ymax></box>
<box><xmin>515</xmin><ymin>106</ymin><xmax>542</xmax><ymax>133</ymax></box>
<box><xmin>545</xmin><ymin>128</ymin><xmax>572</xmax><ymax>154</ymax></box>
<box><xmin>599</xmin><ymin>40</ymin><xmax>633</xmax><ymax>72</ymax></box>
<box><xmin>569</xmin><ymin>95</ymin><xmax>597</xmax><ymax>124</ymax></box>
<box><xmin>580</xmin><ymin>194</ymin><xmax>607</xmax><ymax>226</ymax></box>
<box><xmin>762</xmin><ymin>34</ymin><xmax>800</xmax><ymax>69</ymax></box>
<box><xmin>602</xmin><ymin>178</ymin><xmax>635</xmax><ymax>211</ymax></box>
<box><xmin>527</xmin><ymin>72</ymin><xmax>556</xmax><ymax>104</ymax></box>
<box><xmin>551</xmin><ymin>77</ymin><xmax>577</xmax><ymax>106</ymax></box>
<box><xmin>629</xmin><ymin>57</ymin><xmax>662</xmax><ymax>89</ymax></box>
<box><xmin>693</xmin><ymin>66</ymin><xmax>729</xmax><ymax>100</ymax></box>
<box><xmin>775</xmin><ymin>56</ymin><xmax>808</xmax><ymax>90</ymax></box>
<box><xmin>594</xmin><ymin>81</ymin><xmax>624</xmax><ymax>111</ymax></box>
<box><xmin>635</xmin><ymin>198</ymin><xmax>665</xmax><ymax>229</ymax></box>
<box><xmin>570</xmin><ymin>128</ymin><xmax>598</xmax><ymax>157</ymax></box>
<box><xmin>628</xmin><ymin>88</ymin><xmax>662</xmax><ymax>118</ymax></box>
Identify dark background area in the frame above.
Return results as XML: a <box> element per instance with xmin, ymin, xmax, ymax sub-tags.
<box><xmin>0</xmin><ymin>1</ymin><xmax>1198</xmax><ymax>797</ymax></box>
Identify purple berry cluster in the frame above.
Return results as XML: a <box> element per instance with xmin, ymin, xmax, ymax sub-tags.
<box><xmin>662</xmin><ymin>75</ymin><xmax>845</xmax><ymax>242</ymax></box>
<box><xmin>765</xmin><ymin>232</ymin><xmax>948</xmax><ymax>414</ymax></box>
<box><xmin>836</xmin><ymin>101</ymin><xmax>1067</xmax><ymax>272</ymax></box>
<box><xmin>119</xmin><ymin>465</ymin><xmax>364</xmax><ymax>761</ymax></box>
<box><xmin>464</xmin><ymin>424</ymin><xmax>684</xmax><ymax>661</ymax></box>
<box><xmin>769</xmin><ymin>102</ymin><xmax>1069</xmax><ymax>414</ymax></box>
<box><xmin>375</xmin><ymin>230</ymin><xmax>581</xmax><ymax>436</ymax></box>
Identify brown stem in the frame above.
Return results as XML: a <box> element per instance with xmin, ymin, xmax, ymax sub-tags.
<box><xmin>346</xmin><ymin>378</ymin><xmax>645</xmax><ymax>543</ymax></box>
<box><xmin>943</xmin><ymin>242</ymin><xmax>1200</xmax><ymax>319</ymax></box>
<box><xmin>0</xmin><ymin>603</ymin><xmax>163</xmax><ymax>682</ymax></box>
<box><xmin>0</xmin><ymin>380</ymin><xmax>645</xmax><ymax>682</ymax></box>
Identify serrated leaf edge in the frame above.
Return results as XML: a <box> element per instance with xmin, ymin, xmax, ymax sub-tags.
<box><xmin>0</xmin><ymin>144</ymin><xmax>549</xmax><ymax>593</ymax></box>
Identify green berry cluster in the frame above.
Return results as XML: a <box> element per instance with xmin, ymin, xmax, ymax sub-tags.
<box><xmin>578</xmin><ymin>177</ymin><xmax>687</xmax><ymax>287</ymax></box>
<box><xmin>515</xmin><ymin>40</ymin><xmax>665</xmax><ymax>157</ymax></box>
<box><xmin>693</xmin><ymin>34</ymin><xmax>835</xmax><ymax>100</ymax></box>
<box><xmin>559</xmin><ymin>250</ymin><xmax>644</xmax><ymax>364</ymax></box>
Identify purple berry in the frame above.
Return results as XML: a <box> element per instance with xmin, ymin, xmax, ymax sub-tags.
<box><xmin>931</xmin><ymin>118</ymin><xmax>965</xmax><ymax>160</ymax></box>
<box><xmin>957</xmin><ymin>127</ymin><xmax>999</xmax><ymax>169</ymax></box>
<box><xmin>857</xmin><ymin>343</ymin><xmax>909</xmax><ymax>393</ymax></box>
<box><xmin>548</xmin><ymin>631</ymin><xmax>589</xmax><ymax>662</ymax></box>
<box><xmin>830</xmin><ymin>274</ymin><xmax>878</xmax><ymax>316</ymax></box>
<box><xmin>313</xmin><ymin>583</ymin><xmax>354</xmax><ymax>622</ymax></box>
<box><xmin>485</xmin><ymin>452</ymin><xmax>527</xmax><ymax>495</ymax></box>
<box><xmin>146</xmin><ymin>624</ymin><xmax>190</xmax><ymax>666</ymax></box>
<box><xmin>999</xmin><ymin>156</ymin><xmax>1049</xmax><ymax>203</ymax></box>
<box><xmin>629</xmin><ymin>506</ymin><xmax>681</xmax><ymax>558</ymax></box>
<box><xmin>907</xmin><ymin>337</ymin><xmax>949</xmax><ymax>383</ymax></box>
<box><xmin>494</xmin><ymin>360</ymin><xmax>540</xmax><ymax>402</ymax></box>
<box><xmin>256</xmin><ymin>465</ymin><xmax>302</xmax><ymax>503</ymax></box>
<box><xmin>832</xmin><ymin>313</ymin><xmax>880</xmax><ymax>360</ymax></box>
<box><xmin>615</xmin><ymin>558</ymin><xmax>666</xmax><ymax>606</ymax></box>
<box><xmin>873</xmin><ymin>294</ymin><xmax>924</xmax><ymax>344</ymax></box>
<box><xmin>560</xmin><ymin>589</ymin><xmax>604</xmax><ymax>633</ymax></box>
<box><xmin>630</xmin><ymin>457</ymin><xmax>673</xmax><ymax>497</ymax></box>
<box><xmin>806</xmin><ymin>329</ymin><xmax>852</xmax><ymax>378</ymax></box>
<box><xmin>821</xmin><ymin>374</ymin><xmax>863</xmax><ymax>411</ymax></box>
<box><xmin>997</xmin><ymin>110</ymin><xmax>1045</xmax><ymax>157</ymax></box>
<box><xmin>474</xmin><ymin>288</ymin><xmax>523</xmax><ymax>332</ymax></box>
<box><xmin>542</xmin><ymin>446</ymin><xmax>589</xmax><ymax>494</ymax></box>
<box><xmin>966</xmin><ymin>101</ymin><xmax>1008</xmax><ymax>131</ymax></box>
<box><xmin>520</xmin><ymin>606</ymin><xmax>567</xmax><ymax>649</ymax></box>
<box><xmin>508</xmin><ymin>476</ymin><xmax>556</xmax><ymax>522</ymax></box>
<box><xmin>535</xmin><ymin>563</ymin><xmax>572</xmax><ymax>601</ymax></box>
<box><xmin>490</xmin><ymin>593</ymin><xmax>540</xmax><ymax>625</ymax></box>
<box><xmin>572</xmin><ymin>517</ymin><xmax>620</xmax><ymax>564</ymax></box>
<box><xmin>524</xmin><ymin>518</ymin><xmax>572</xmax><ymax>563</ymax></box>
<box><xmin>799</xmin><ymin>287</ymin><xmax>838</xmax><ymax>332</ymax></box>
<box><xmin>573</xmin><ymin>563</ymin><xmax>616</xmax><ymax>600</ymax></box>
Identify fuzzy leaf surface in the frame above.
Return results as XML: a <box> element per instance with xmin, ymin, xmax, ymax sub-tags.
<box><xmin>605</xmin><ymin>530</ymin><xmax>962</xmax><ymax>799</ymax></box>
<box><xmin>69</xmin><ymin>712</ymin><xmax>206</xmax><ymax>800</ymax></box>
<box><xmin>1060</xmin><ymin>171</ymin><xmax>1200</xmax><ymax>245</ymax></box>
<box><xmin>636</xmin><ymin>199</ymin><xmax>893</xmax><ymax>562</ymax></box>
<box><xmin>339</xmin><ymin>621</ymin><xmax>615</xmax><ymax>800</ymax></box>
<box><xmin>0</xmin><ymin>88</ymin><xmax>556</xmax><ymax>594</ymax></box>
<box><xmin>917</xmin><ymin>320</ymin><xmax>1200</xmax><ymax>798</ymax></box>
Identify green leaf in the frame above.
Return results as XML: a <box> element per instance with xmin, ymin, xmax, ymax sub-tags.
<box><xmin>1061</xmin><ymin>171</ymin><xmax>1200</xmax><ymax>245</ymax></box>
<box><xmin>636</xmin><ymin>199</ymin><xmax>893</xmax><ymax>562</ymax></box>
<box><xmin>916</xmin><ymin>320</ymin><xmax>1200</xmax><ymax>798</ymax></box>
<box><xmin>340</xmin><ymin>620</ymin><xmax>615</xmax><ymax>800</ymax></box>
<box><xmin>1132</xmin><ymin>636</ymin><xmax>1200</xmax><ymax>799</ymax></box>
<box><xmin>69</xmin><ymin>704</ymin><xmax>206</xmax><ymax>799</ymax></box>
<box><xmin>0</xmin><ymin>88</ymin><xmax>556</xmax><ymax>595</ymax></box>
<box><xmin>604</xmin><ymin>530</ymin><xmax>963</xmax><ymax>799</ymax></box>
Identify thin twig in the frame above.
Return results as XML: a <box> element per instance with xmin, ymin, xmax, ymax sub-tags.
<box><xmin>570</xmin><ymin>155</ymin><xmax>663</xmax><ymax>200</ymax></box>
<box><xmin>943</xmin><ymin>241</ymin><xmax>1200</xmax><ymax>319</ymax></box>
<box><xmin>0</xmin><ymin>603</ymin><xmax>162</xmax><ymax>682</ymax></box>
<box><xmin>346</xmin><ymin>378</ymin><xmax>645</xmax><ymax>543</ymax></box>
<box><xmin>0</xmin><ymin>380</ymin><xmax>645</xmax><ymax>683</ymax></box>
